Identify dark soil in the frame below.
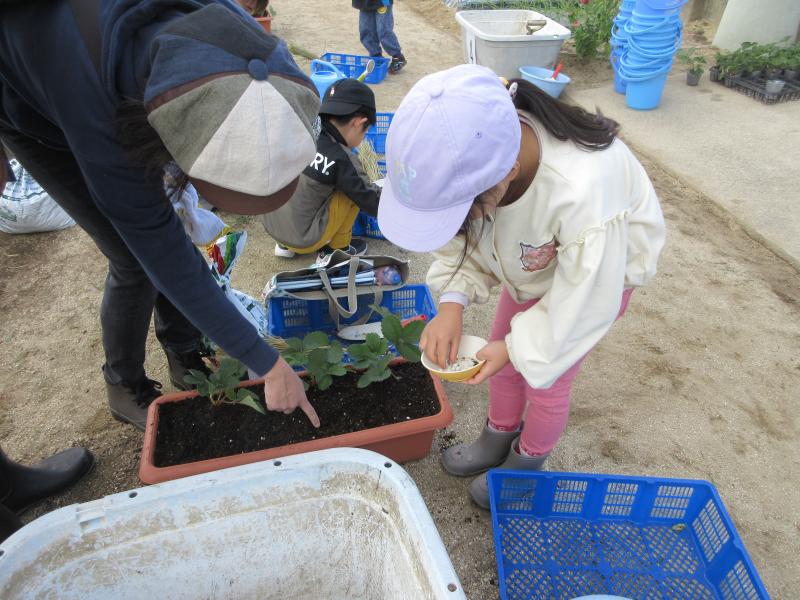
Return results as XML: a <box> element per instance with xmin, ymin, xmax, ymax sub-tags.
<box><xmin>154</xmin><ymin>362</ymin><xmax>440</xmax><ymax>467</ymax></box>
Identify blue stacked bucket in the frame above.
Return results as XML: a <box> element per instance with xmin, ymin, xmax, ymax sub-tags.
<box><xmin>610</xmin><ymin>0</ymin><xmax>636</xmax><ymax>94</ymax></box>
<box><xmin>617</xmin><ymin>0</ymin><xmax>686</xmax><ymax>110</ymax></box>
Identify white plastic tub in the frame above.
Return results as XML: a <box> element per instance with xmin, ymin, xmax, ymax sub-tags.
<box><xmin>0</xmin><ymin>449</ymin><xmax>465</xmax><ymax>599</ymax></box>
<box><xmin>456</xmin><ymin>10</ymin><xmax>571</xmax><ymax>79</ymax></box>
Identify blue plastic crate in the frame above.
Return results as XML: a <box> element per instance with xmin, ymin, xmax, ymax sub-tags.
<box><xmin>488</xmin><ymin>471</ymin><xmax>768</xmax><ymax>600</ymax></box>
<box><xmin>320</xmin><ymin>53</ymin><xmax>390</xmax><ymax>84</ymax></box>
<box><xmin>268</xmin><ymin>283</ymin><xmax>436</xmax><ymax>339</ymax></box>
<box><xmin>365</xmin><ymin>112</ymin><xmax>394</xmax><ymax>154</ymax></box>
<box><xmin>353</xmin><ymin>161</ymin><xmax>386</xmax><ymax>240</ymax></box>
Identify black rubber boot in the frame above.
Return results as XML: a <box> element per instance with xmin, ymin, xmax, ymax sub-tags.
<box><xmin>468</xmin><ymin>439</ymin><xmax>548</xmax><ymax>510</ymax></box>
<box><xmin>0</xmin><ymin>503</ymin><xmax>22</xmax><ymax>543</ymax></box>
<box><xmin>164</xmin><ymin>348</ymin><xmax>212</xmax><ymax>391</ymax></box>
<box><xmin>0</xmin><ymin>447</ymin><xmax>95</xmax><ymax>515</ymax></box>
<box><xmin>105</xmin><ymin>370</ymin><xmax>163</xmax><ymax>431</ymax></box>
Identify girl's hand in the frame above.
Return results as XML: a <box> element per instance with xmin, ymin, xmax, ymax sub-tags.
<box><xmin>465</xmin><ymin>340</ymin><xmax>510</xmax><ymax>385</ymax></box>
<box><xmin>420</xmin><ymin>303</ymin><xmax>463</xmax><ymax>369</ymax></box>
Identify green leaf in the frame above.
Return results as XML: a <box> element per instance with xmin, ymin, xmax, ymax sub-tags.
<box><xmin>183</xmin><ymin>370</ymin><xmax>208</xmax><ymax>386</ymax></box>
<box><xmin>224</xmin><ymin>386</ymin><xmax>237</xmax><ymax>402</ymax></box>
<box><xmin>285</xmin><ymin>337</ymin><xmax>304</xmax><ymax>353</ymax></box>
<box><xmin>347</xmin><ymin>343</ymin><xmax>370</xmax><ymax>361</ymax></box>
<box><xmin>400</xmin><ymin>319</ymin><xmax>425</xmax><ymax>344</ymax></box>
<box><xmin>396</xmin><ymin>340</ymin><xmax>422</xmax><ymax>363</ymax></box>
<box><xmin>303</xmin><ymin>331</ymin><xmax>330</xmax><ymax>351</ymax></box>
<box><xmin>317</xmin><ymin>373</ymin><xmax>333</xmax><ymax>391</ymax></box>
<box><xmin>357</xmin><ymin>371</ymin><xmax>375</xmax><ymax>388</ymax></box>
<box><xmin>327</xmin><ymin>340</ymin><xmax>344</xmax><ymax>363</ymax></box>
<box><xmin>216</xmin><ymin>357</ymin><xmax>240</xmax><ymax>381</ymax></box>
<box><xmin>236</xmin><ymin>388</ymin><xmax>258</xmax><ymax>401</ymax></box>
<box><xmin>307</xmin><ymin>347</ymin><xmax>329</xmax><ymax>370</ymax></box>
<box><xmin>196</xmin><ymin>381</ymin><xmax>213</xmax><ymax>398</ymax></box>
<box><xmin>238</xmin><ymin>395</ymin><xmax>266</xmax><ymax>415</ymax></box>
<box><xmin>364</xmin><ymin>333</ymin><xmax>388</xmax><ymax>355</ymax></box>
<box><xmin>283</xmin><ymin>351</ymin><xmax>306</xmax><ymax>367</ymax></box>
<box><xmin>369</xmin><ymin>304</ymin><xmax>393</xmax><ymax>320</ymax></box>
<box><xmin>329</xmin><ymin>364</ymin><xmax>348</xmax><ymax>376</ymax></box>
<box><xmin>380</xmin><ymin>314</ymin><xmax>402</xmax><ymax>345</ymax></box>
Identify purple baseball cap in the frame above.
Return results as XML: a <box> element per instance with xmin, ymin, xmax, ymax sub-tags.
<box><xmin>378</xmin><ymin>65</ymin><xmax>521</xmax><ymax>252</ymax></box>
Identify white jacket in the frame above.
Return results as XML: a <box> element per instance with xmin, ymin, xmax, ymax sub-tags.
<box><xmin>427</xmin><ymin>111</ymin><xmax>666</xmax><ymax>389</ymax></box>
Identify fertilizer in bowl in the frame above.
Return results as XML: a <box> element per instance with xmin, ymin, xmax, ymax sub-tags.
<box><xmin>446</xmin><ymin>357</ymin><xmax>479</xmax><ymax>372</ymax></box>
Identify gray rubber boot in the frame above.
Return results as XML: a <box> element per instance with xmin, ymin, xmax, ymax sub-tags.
<box><xmin>441</xmin><ymin>421</ymin><xmax>520</xmax><ymax>476</ymax></box>
<box><xmin>469</xmin><ymin>439</ymin><xmax>548</xmax><ymax>510</ymax></box>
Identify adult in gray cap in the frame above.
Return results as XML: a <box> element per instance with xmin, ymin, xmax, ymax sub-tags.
<box><xmin>0</xmin><ymin>0</ymin><xmax>320</xmax><ymax>527</ymax></box>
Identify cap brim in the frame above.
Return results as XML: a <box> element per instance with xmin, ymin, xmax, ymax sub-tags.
<box><xmin>320</xmin><ymin>99</ymin><xmax>367</xmax><ymax>116</ymax></box>
<box><xmin>191</xmin><ymin>176</ymin><xmax>298</xmax><ymax>216</ymax></box>
<box><xmin>377</xmin><ymin>177</ymin><xmax>472</xmax><ymax>253</ymax></box>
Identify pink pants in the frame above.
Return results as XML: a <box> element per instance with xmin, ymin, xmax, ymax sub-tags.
<box><xmin>488</xmin><ymin>287</ymin><xmax>634</xmax><ymax>456</ymax></box>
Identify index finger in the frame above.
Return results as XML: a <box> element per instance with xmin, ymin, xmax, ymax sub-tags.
<box><xmin>300</xmin><ymin>397</ymin><xmax>321</xmax><ymax>428</ymax></box>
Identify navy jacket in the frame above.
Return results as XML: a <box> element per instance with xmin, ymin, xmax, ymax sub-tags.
<box><xmin>0</xmin><ymin>0</ymin><xmax>281</xmax><ymax>375</ymax></box>
<box><xmin>352</xmin><ymin>0</ymin><xmax>391</xmax><ymax>11</ymax></box>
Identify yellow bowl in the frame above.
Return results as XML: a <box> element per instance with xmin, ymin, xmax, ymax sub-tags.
<box><xmin>421</xmin><ymin>335</ymin><xmax>488</xmax><ymax>382</ymax></box>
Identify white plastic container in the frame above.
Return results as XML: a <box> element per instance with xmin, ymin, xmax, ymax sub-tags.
<box><xmin>456</xmin><ymin>10</ymin><xmax>571</xmax><ymax>79</ymax></box>
<box><xmin>0</xmin><ymin>449</ymin><xmax>465</xmax><ymax>600</ymax></box>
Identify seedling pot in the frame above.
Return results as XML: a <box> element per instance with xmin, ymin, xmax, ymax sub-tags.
<box><xmin>255</xmin><ymin>14</ymin><xmax>271</xmax><ymax>33</ymax></box>
<box><xmin>765</xmin><ymin>79</ymin><xmax>785</xmax><ymax>95</ymax></box>
<box><xmin>140</xmin><ymin>360</ymin><xmax>453</xmax><ymax>484</ymax></box>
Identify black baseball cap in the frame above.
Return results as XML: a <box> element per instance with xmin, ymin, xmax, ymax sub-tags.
<box><xmin>320</xmin><ymin>79</ymin><xmax>376</xmax><ymax>123</ymax></box>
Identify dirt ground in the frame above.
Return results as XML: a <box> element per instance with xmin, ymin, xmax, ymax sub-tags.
<box><xmin>1</xmin><ymin>1</ymin><xmax>798</xmax><ymax>598</ymax></box>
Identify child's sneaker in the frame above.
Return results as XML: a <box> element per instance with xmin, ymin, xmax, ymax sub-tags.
<box><xmin>349</xmin><ymin>237</ymin><xmax>368</xmax><ymax>256</ymax></box>
<box><xmin>316</xmin><ymin>238</ymin><xmax>368</xmax><ymax>262</ymax></box>
<box><xmin>389</xmin><ymin>54</ymin><xmax>406</xmax><ymax>74</ymax></box>
<box><xmin>274</xmin><ymin>243</ymin><xmax>296</xmax><ymax>258</ymax></box>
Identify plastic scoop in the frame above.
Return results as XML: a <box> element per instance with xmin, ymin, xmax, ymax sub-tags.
<box><xmin>337</xmin><ymin>314</ymin><xmax>426</xmax><ymax>341</ymax></box>
<box><xmin>552</xmin><ymin>63</ymin><xmax>564</xmax><ymax>79</ymax></box>
<box><xmin>356</xmin><ymin>59</ymin><xmax>375</xmax><ymax>82</ymax></box>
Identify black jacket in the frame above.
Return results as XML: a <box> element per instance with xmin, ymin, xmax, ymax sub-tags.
<box><xmin>352</xmin><ymin>0</ymin><xmax>391</xmax><ymax>11</ymax></box>
<box><xmin>261</xmin><ymin>120</ymin><xmax>381</xmax><ymax>248</ymax></box>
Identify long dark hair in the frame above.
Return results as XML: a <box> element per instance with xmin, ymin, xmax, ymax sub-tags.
<box><xmin>115</xmin><ymin>99</ymin><xmax>189</xmax><ymax>194</ymax></box>
<box><xmin>446</xmin><ymin>78</ymin><xmax>619</xmax><ymax>284</ymax></box>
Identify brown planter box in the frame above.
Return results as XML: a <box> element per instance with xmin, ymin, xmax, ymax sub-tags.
<box><xmin>255</xmin><ymin>14</ymin><xmax>272</xmax><ymax>33</ymax></box>
<box><xmin>139</xmin><ymin>365</ymin><xmax>452</xmax><ymax>484</ymax></box>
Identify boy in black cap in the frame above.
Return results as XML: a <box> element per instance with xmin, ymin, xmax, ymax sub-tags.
<box><xmin>263</xmin><ymin>79</ymin><xmax>381</xmax><ymax>259</ymax></box>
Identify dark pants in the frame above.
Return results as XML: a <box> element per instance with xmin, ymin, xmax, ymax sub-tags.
<box><xmin>0</xmin><ymin>129</ymin><xmax>202</xmax><ymax>385</ymax></box>
<box><xmin>358</xmin><ymin>6</ymin><xmax>402</xmax><ymax>58</ymax></box>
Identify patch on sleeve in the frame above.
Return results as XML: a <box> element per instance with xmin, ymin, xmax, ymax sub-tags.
<box><xmin>519</xmin><ymin>239</ymin><xmax>558</xmax><ymax>272</ymax></box>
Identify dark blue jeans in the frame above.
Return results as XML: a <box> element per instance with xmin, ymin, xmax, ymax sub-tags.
<box><xmin>0</xmin><ymin>128</ymin><xmax>202</xmax><ymax>386</ymax></box>
<box><xmin>358</xmin><ymin>6</ymin><xmax>402</xmax><ymax>58</ymax></box>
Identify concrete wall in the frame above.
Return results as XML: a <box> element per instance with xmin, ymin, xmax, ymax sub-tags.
<box><xmin>713</xmin><ymin>0</ymin><xmax>800</xmax><ymax>49</ymax></box>
<box><xmin>682</xmin><ymin>0</ymin><xmax>729</xmax><ymax>23</ymax></box>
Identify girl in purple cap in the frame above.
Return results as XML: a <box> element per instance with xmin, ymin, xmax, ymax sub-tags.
<box><xmin>377</xmin><ymin>64</ymin><xmax>666</xmax><ymax>508</ymax></box>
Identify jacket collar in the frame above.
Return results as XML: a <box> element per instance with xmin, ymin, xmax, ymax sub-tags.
<box><xmin>321</xmin><ymin>119</ymin><xmax>348</xmax><ymax>147</ymax></box>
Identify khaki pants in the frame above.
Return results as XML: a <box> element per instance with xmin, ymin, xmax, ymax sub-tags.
<box><xmin>285</xmin><ymin>191</ymin><xmax>360</xmax><ymax>254</ymax></box>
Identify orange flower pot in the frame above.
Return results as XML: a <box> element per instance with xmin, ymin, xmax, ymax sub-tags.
<box><xmin>255</xmin><ymin>14</ymin><xmax>272</xmax><ymax>33</ymax></box>
<box><xmin>139</xmin><ymin>362</ymin><xmax>452</xmax><ymax>484</ymax></box>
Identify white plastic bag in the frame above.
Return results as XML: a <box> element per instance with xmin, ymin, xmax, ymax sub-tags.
<box><xmin>165</xmin><ymin>178</ymin><xmax>227</xmax><ymax>246</ymax></box>
<box><xmin>0</xmin><ymin>160</ymin><xmax>75</xmax><ymax>234</ymax></box>
<box><xmin>208</xmin><ymin>231</ymin><xmax>268</xmax><ymax>339</ymax></box>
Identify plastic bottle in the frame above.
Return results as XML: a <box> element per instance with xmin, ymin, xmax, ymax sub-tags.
<box><xmin>374</xmin><ymin>265</ymin><xmax>401</xmax><ymax>286</ymax></box>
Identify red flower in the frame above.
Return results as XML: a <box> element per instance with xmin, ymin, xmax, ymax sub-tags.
<box><xmin>580</xmin><ymin>0</ymin><xmax>590</xmax><ymax>4</ymax></box>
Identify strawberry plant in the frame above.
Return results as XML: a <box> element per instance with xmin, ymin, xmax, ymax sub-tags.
<box><xmin>267</xmin><ymin>308</ymin><xmax>425</xmax><ymax>390</ymax></box>
<box><xmin>276</xmin><ymin>331</ymin><xmax>347</xmax><ymax>390</ymax></box>
<box><xmin>184</xmin><ymin>357</ymin><xmax>264</xmax><ymax>415</ymax></box>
